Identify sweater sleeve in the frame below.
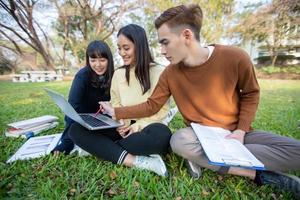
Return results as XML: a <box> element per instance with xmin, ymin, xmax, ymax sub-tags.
<box><xmin>115</xmin><ymin>67</ymin><xmax>171</xmax><ymax>120</ymax></box>
<box><xmin>68</xmin><ymin>73</ymin><xmax>87</xmax><ymax>113</ymax></box>
<box><xmin>130</xmin><ymin>96</ymin><xmax>169</xmax><ymax>131</ymax></box>
<box><xmin>237</xmin><ymin>51</ymin><xmax>260</xmax><ymax>132</ymax></box>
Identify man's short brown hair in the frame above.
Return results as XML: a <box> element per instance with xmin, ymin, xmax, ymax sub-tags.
<box><xmin>154</xmin><ymin>4</ymin><xmax>203</xmax><ymax>41</ymax></box>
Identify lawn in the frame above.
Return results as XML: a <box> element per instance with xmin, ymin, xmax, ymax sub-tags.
<box><xmin>0</xmin><ymin>79</ymin><xmax>299</xmax><ymax>199</ymax></box>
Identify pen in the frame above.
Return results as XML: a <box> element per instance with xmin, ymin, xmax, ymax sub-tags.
<box><xmin>94</xmin><ymin>107</ymin><xmax>102</xmax><ymax>117</ymax></box>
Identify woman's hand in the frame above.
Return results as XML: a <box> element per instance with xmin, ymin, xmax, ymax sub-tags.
<box><xmin>117</xmin><ymin>125</ymin><xmax>134</xmax><ymax>138</ymax></box>
<box><xmin>98</xmin><ymin>101</ymin><xmax>115</xmax><ymax>117</ymax></box>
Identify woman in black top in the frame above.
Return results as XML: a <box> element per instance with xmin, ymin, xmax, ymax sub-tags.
<box><xmin>52</xmin><ymin>40</ymin><xmax>114</xmax><ymax>154</ymax></box>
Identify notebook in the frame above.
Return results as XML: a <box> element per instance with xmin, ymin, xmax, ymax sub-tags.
<box><xmin>191</xmin><ymin>123</ymin><xmax>265</xmax><ymax>170</ymax></box>
<box><xmin>6</xmin><ymin>134</ymin><xmax>62</xmax><ymax>163</ymax></box>
<box><xmin>45</xmin><ymin>89</ymin><xmax>122</xmax><ymax>130</ymax></box>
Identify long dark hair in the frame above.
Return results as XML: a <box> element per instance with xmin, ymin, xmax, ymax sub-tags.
<box><xmin>117</xmin><ymin>24</ymin><xmax>154</xmax><ymax>94</ymax></box>
<box><xmin>86</xmin><ymin>40</ymin><xmax>114</xmax><ymax>90</ymax></box>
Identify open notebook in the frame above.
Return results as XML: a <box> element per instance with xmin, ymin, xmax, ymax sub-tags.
<box><xmin>6</xmin><ymin>134</ymin><xmax>61</xmax><ymax>163</ymax></box>
<box><xmin>191</xmin><ymin>123</ymin><xmax>265</xmax><ymax>170</ymax></box>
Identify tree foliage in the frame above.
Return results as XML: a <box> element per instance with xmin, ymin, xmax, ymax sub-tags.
<box><xmin>0</xmin><ymin>0</ymin><xmax>55</xmax><ymax>70</ymax></box>
<box><xmin>139</xmin><ymin>0</ymin><xmax>234</xmax><ymax>45</ymax></box>
<box><xmin>230</xmin><ymin>0</ymin><xmax>300</xmax><ymax>66</ymax></box>
<box><xmin>52</xmin><ymin>0</ymin><xmax>138</xmax><ymax>67</ymax></box>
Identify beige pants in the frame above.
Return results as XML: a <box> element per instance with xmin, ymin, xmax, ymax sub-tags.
<box><xmin>170</xmin><ymin>127</ymin><xmax>300</xmax><ymax>172</ymax></box>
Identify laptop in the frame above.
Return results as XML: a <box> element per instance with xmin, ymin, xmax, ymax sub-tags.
<box><xmin>45</xmin><ymin>89</ymin><xmax>122</xmax><ymax>130</ymax></box>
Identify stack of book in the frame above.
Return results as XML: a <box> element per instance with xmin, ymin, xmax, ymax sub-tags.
<box><xmin>5</xmin><ymin>115</ymin><xmax>59</xmax><ymax>139</ymax></box>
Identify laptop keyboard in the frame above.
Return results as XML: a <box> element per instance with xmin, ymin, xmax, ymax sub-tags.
<box><xmin>80</xmin><ymin>114</ymin><xmax>109</xmax><ymax>127</ymax></box>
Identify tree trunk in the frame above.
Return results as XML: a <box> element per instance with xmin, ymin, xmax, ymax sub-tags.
<box><xmin>271</xmin><ymin>54</ymin><xmax>278</xmax><ymax>66</ymax></box>
<box><xmin>39</xmin><ymin>50</ymin><xmax>55</xmax><ymax>70</ymax></box>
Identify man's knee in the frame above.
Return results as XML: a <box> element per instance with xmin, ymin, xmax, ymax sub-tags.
<box><xmin>170</xmin><ymin>128</ymin><xmax>205</xmax><ymax>160</ymax></box>
<box><xmin>170</xmin><ymin>130</ymin><xmax>194</xmax><ymax>157</ymax></box>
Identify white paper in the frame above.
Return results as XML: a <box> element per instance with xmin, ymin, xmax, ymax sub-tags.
<box><xmin>6</xmin><ymin>134</ymin><xmax>62</xmax><ymax>163</ymax></box>
<box><xmin>191</xmin><ymin>123</ymin><xmax>264</xmax><ymax>169</ymax></box>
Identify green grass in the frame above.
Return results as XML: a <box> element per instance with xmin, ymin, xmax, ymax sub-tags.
<box><xmin>0</xmin><ymin>80</ymin><xmax>299</xmax><ymax>199</ymax></box>
<box><xmin>258</xmin><ymin>65</ymin><xmax>300</xmax><ymax>75</ymax></box>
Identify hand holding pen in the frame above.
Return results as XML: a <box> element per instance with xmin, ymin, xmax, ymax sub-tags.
<box><xmin>93</xmin><ymin>107</ymin><xmax>102</xmax><ymax>117</ymax></box>
<box><xmin>95</xmin><ymin>101</ymin><xmax>112</xmax><ymax>117</ymax></box>
<box><xmin>98</xmin><ymin>101</ymin><xmax>115</xmax><ymax>117</ymax></box>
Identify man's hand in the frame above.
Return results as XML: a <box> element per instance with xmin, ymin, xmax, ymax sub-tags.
<box><xmin>98</xmin><ymin>101</ymin><xmax>115</xmax><ymax>117</ymax></box>
<box><xmin>225</xmin><ymin>129</ymin><xmax>246</xmax><ymax>144</ymax></box>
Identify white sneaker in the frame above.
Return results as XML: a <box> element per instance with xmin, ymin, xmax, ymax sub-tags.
<box><xmin>133</xmin><ymin>154</ymin><xmax>168</xmax><ymax>177</ymax></box>
<box><xmin>71</xmin><ymin>145</ymin><xmax>91</xmax><ymax>156</ymax></box>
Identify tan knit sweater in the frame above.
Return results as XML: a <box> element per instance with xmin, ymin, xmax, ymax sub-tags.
<box><xmin>115</xmin><ymin>44</ymin><xmax>260</xmax><ymax>132</ymax></box>
<box><xmin>110</xmin><ymin>64</ymin><xmax>169</xmax><ymax>132</ymax></box>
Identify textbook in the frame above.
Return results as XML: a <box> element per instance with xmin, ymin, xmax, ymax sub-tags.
<box><xmin>191</xmin><ymin>123</ymin><xmax>265</xmax><ymax>170</ymax></box>
<box><xmin>6</xmin><ymin>134</ymin><xmax>62</xmax><ymax>163</ymax></box>
<box><xmin>5</xmin><ymin>115</ymin><xmax>58</xmax><ymax>138</ymax></box>
<box><xmin>7</xmin><ymin>115</ymin><xmax>58</xmax><ymax>129</ymax></box>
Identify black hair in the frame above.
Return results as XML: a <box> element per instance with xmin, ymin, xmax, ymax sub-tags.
<box><xmin>117</xmin><ymin>24</ymin><xmax>154</xmax><ymax>94</ymax></box>
<box><xmin>86</xmin><ymin>40</ymin><xmax>114</xmax><ymax>91</ymax></box>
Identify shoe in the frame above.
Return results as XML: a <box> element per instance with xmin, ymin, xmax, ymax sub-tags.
<box><xmin>185</xmin><ymin>159</ymin><xmax>202</xmax><ymax>179</ymax></box>
<box><xmin>133</xmin><ymin>154</ymin><xmax>168</xmax><ymax>177</ymax></box>
<box><xmin>255</xmin><ymin>170</ymin><xmax>300</xmax><ymax>199</ymax></box>
<box><xmin>70</xmin><ymin>145</ymin><xmax>91</xmax><ymax>156</ymax></box>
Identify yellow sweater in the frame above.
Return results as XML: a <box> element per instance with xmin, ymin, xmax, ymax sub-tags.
<box><xmin>110</xmin><ymin>64</ymin><xmax>169</xmax><ymax>132</ymax></box>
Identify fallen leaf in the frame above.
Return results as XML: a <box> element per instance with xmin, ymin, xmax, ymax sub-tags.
<box><xmin>110</xmin><ymin>171</ymin><xmax>117</xmax><ymax>180</ymax></box>
<box><xmin>175</xmin><ymin>197</ymin><xmax>182</xmax><ymax>200</ymax></box>
<box><xmin>217</xmin><ymin>175</ymin><xmax>223</xmax><ymax>181</ymax></box>
<box><xmin>133</xmin><ymin>181</ymin><xmax>139</xmax><ymax>188</ymax></box>
<box><xmin>69</xmin><ymin>188</ymin><xmax>76</xmax><ymax>193</ymax></box>
<box><xmin>107</xmin><ymin>188</ymin><xmax>116</xmax><ymax>196</ymax></box>
<box><xmin>271</xmin><ymin>193</ymin><xmax>277</xmax><ymax>199</ymax></box>
<box><xmin>202</xmin><ymin>189</ymin><xmax>209</xmax><ymax>196</ymax></box>
<box><xmin>7</xmin><ymin>183</ymin><xmax>13</xmax><ymax>190</ymax></box>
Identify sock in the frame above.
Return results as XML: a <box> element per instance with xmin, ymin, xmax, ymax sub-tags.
<box><xmin>254</xmin><ymin>170</ymin><xmax>263</xmax><ymax>185</ymax></box>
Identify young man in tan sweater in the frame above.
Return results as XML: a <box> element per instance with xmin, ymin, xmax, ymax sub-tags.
<box><xmin>99</xmin><ymin>4</ymin><xmax>300</xmax><ymax>198</ymax></box>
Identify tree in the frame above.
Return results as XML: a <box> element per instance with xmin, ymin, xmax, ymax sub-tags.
<box><xmin>136</xmin><ymin>0</ymin><xmax>234</xmax><ymax>45</ymax></box>
<box><xmin>126</xmin><ymin>0</ymin><xmax>234</xmax><ymax>61</ymax></box>
<box><xmin>230</xmin><ymin>0</ymin><xmax>300</xmax><ymax>66</ymax></box>
<box><xmin>0</xmin><ymin>0</ymin><xmax>55</xmax><ymax>70</ymax></box>
<box><xmin>0</xmin><ymin>48</ymin><xmax>17</xmax><ymax>74</ymax></box>
<box><xmin>52</xmin><ymin>0</ymin><xmax>138</xmax><ymax>67</ymax></box>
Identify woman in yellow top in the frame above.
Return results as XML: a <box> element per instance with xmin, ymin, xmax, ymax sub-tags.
<box><xmin>69</xmin><ymin>24</ymin><xmax>171</xmax><ymax>177</ymax></box>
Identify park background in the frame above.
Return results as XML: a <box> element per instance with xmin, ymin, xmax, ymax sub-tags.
<box><xmin>0</xmin><ymin>0</ymin><xmax>299</xmax><ymax>199</ymax></box>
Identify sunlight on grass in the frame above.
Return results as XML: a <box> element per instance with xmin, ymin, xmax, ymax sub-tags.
<box><xmin>0</xmin><ymin>80</ymin><xmax>299</xmax><ymax>199</ymax></box>
<box><xmin>11</xmin><ymin>98</ymin><xmax>38</xmax><ymax>106</ymax></box>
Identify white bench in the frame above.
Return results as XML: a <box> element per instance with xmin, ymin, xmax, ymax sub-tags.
<box><xmin>11</xmin><ymin>71</ymin><xmax>63</xmax><ymax>82</ymax></box>
<box><xmin>11</xmin><ymin>74</ymin><xmax>29</xmax><ymax>82</ymax></box>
